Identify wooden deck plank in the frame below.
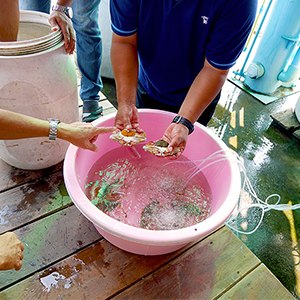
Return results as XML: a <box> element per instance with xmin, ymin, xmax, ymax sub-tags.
<box><xmin>218</xmin><ymin>264</ymin><xmax>295</xmax><ymax>300</ymax></box>
<box><xmin>0</xmin><ymin>234</ymin><xmax>202</xmax><ymax>300</ymax></box>
<box><xmin>0</xmin><ymin>205</ymin><xmax>101</xmax><ymax>291</ymax></box>
<box><xmin>0</xmin><ymin>170</ymin><xmax>72</xmax><ymax>233</ymax></box>
<box><xmin>1</xmin><ymin>226</ymin><xmax>260</xmax><ymax>300</ymax></box>
<box><xmin>0</xmin><ymin>159</ymin><xmax>63</xmax><ymax>193</ymax></box>
<box><xmin>111</xmin><ymin>226</ymin><xmax>261</xmax><ymax>300</ymax></box>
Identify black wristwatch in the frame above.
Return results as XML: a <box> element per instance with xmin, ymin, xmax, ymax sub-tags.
<box><xmin>172</xmin><ymin>115</ymin><xmax>195</xmax><ymax>135</ymax></box>
<box><xmin>51</xmin><ymin>4</ymin><xmax>73</xmax><ymax>18</ymax></box>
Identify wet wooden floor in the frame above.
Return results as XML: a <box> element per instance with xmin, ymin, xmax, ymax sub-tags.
<box><xmin>0</xmin><ymin>98</ymin><xmax>295</xmax><ymax>300</ymax></box>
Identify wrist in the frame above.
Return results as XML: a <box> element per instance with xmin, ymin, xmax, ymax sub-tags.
<box><xmin>56</xmin><ymin>122</ymin><xmax>69</xmax><ymax>141</ymax></box>
<box><xmin>172</xmin><ymin>115</ymin><xmax>194</xmax><ymax>135</ymax></box>
<box><xmin>54</xmin><ymin>0</ymin><xmax>74</xmax><ymax>7</ymax></box>
<box><xmin>51</xmin><ymin>4</ymin><xmax>73</xmax><ymax>18</ymax></box>
<box><xmin>118</xmin><ymin>99</ymin><xmax>136</xmax><ymax>107</ymax></box>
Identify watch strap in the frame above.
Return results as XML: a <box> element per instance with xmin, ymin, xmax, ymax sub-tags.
<box><xmin>48</xmin><ymin>118</ymin><xmax>61</xmax><ymax>140</ymax></box>
<box><xmin>51</xmin><ymin>4</ymin><xmax>72</xmax><ymax>18</ymax></box>
<box><xmin>172</xmin><ymin>115</ymin><xmax>194</xmax><ymax>135</ymax></box>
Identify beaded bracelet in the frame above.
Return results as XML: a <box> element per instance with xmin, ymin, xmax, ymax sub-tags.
<box><xmin>171</xmin><ymin>115</ymin><xmax>194</xmax><ymax>135</ymax></box>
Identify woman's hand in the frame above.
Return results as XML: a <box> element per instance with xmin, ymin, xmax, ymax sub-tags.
<box><xmin>58</xmin><ymin>122</ymin><xmax>115</xmax><ymax>152</ymax></box>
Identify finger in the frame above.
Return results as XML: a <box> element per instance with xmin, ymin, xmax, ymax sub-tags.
<box><xmin>66</xmin><ymin>27</ymin><xmax>75</xmax><ymax>54</ymax></box>
<box><xmin>48</xmin><ymin>17</ymin><xmax>59</xmax><ymax>31</ymax></box>
<box><xmin>90</xmin><ymin>135</ymin><xmax>97</xmax><ymax>144</ymax></box>
<box><xmin>85</xmin><ymin>141</ymin><xmax>99</xmax><ymax>152</ymax></box>
<box><xmin>174</xmin><ymin>148</ymin><xmax>184</xmax><ymax>158</ymax></box>
<box><xmin>14</xmin><ymin>261</ymin><xmax>22</xmax><ymax>271</ymax></box>
<box><xmin>20</xmin><ymin>241</ymin><xmax>25</xmax><ymax>251</ymax></box>
<box><xmin>96</xmin><ymin>127</ymin><xmax>115</xmax><ymax>134</ymax></box>
<box><xmin>134</xmin><ymin>127</ymin><xmax>144</xmax><ymax>134</ymax></box>
<box><xmin>115</xmin><ymin>111</ymin><xmax>134</xmax><ymax>131</ymax></box>
<box><xmin>90</xmin><ymin>144</ymin><xmax>99</xmax><ymax>152</ymax></box>
<box><xmin>55</xmin><ymin>19</ymin><xmax>71</xmax><ymax>50</ymax></box>
<box><xmin>125</xmin><ymin>124</ymin><xmax>132</xmax><ymax>130</ymax></box>
<box><xmin>51</xmin><ymin>25</ymin><xmax>59</xmax><ymax>32</ymax></box>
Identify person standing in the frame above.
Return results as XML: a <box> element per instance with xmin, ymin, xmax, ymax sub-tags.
<box><xmin>49</xmin><ymin>0</ymin><xmax>104</xmax><ymax>122</ymax></box>
<box><xmin>110</xmin><ymin>0</ymin><xmax>257</xmax><ymax>157</ymax></box>
<box><xmin>17</xmin><ymin>0</ymin><xmax>103</xmax><ymax>123</ymax></box>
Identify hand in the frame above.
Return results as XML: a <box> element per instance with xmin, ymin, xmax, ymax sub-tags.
<box><xmin>0</xmin><ymin>232</ymin><xmax>24</xmax><ymax>271</ymax></box>
<box><xmin>162</xmin><ymin>123</ymin><xmax>189</xmax><ymax>158</ymax></box>
<box><xmin>114</xmin><ymin>104</ymin><xmax>143</xmax><ymax>133</ymax></box>
<box><xmin>59</xmin><ymin>122</ymin><xmax>115</xmax><ymax>152</ymax></box>
<box><xmin>48</xmin><ymin>11</ymin><xmax>75</xmax><ymax>54</ymax></box>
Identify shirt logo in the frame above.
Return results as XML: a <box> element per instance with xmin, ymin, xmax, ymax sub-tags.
<box><xmin>201</xmin><ymin>16</ymin><xmax>209</xmax><ymax>25</ymax></box>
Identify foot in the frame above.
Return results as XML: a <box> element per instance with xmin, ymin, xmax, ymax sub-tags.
<box><xmin>82</xmin><ymin>106</ymin><xmax>103</xmax><ymax>122</ymax></box>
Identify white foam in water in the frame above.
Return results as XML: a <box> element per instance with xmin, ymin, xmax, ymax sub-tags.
<box><xmin>85</xmin><ymin>144</ymin><xmax>213</xmax><ymax>230</ymax></box>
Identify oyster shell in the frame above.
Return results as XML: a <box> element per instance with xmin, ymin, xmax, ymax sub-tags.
<box><xmin>110</xmin><ymin>129</ymin><xmax>146</xmax><ymax>146</ymax></box>
<box><xmin>143</xmin><ymin>139</ymin><xmax>180</xmax><ymax>157</ymax></box>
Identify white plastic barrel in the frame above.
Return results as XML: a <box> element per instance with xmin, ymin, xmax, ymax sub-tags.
<box><xmin>0</xmin><ymin>11</ymin><xmax>79</xmax><ymax>170</ymax></box>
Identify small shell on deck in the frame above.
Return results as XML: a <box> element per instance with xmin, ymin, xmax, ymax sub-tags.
<box><xmin>110</xmin><ymin>129</ymin><xmax>147</xmax><ymax>146</ymax></box>
<box><xmin>143</xmin><ymin>139</ymin><xmax>180</xmax><ymax>157</ymax></box>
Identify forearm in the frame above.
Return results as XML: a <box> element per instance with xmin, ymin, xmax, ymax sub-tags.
<box><xmin>111</xmin><ymin>33</ymin><xmax>139</xmax><ymax>107</ymax></box>
<box><xmin>0</xmin><ymin>109</ymin><xmax>50</xmax><ymax>140</ymax></box>
<box><xmin>0</xmin><ymin>109</ymin><xmax>79</xmax><ymax>142</ymax></box>
<box><xmin>179</xmin><ymin>60</ymin><xmax>229</xmax><ymax>123</ymax></box>
<box><xmin>55</xmin><ymin>0</ymin><xmax>74</xmax><ymax>7</ymax></box>
<box><xmin>0</xmin><ymin>0</ymin><xmax>19</xmax><ymax>41</ymax></box>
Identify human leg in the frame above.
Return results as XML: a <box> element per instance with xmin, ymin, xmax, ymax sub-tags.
<box><xmin>19</xmin><ymin>0</ymin><xmax>50</xmax><ymax>14</ymax></box>
<box><xmin>72</xmin><ymin>0</ymin><xmax>103</xmax><ymax>122</ymax></box>
<box><xmin>0</xmin><ymin>0</ymin><xmax>19</xmax><ymax>41</ymax></box>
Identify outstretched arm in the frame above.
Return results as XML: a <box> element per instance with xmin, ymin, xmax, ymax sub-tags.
<box><xmin>0</xmin><ymin>109</ymin><xmax>114</xmax><ymax>152</ymax></box>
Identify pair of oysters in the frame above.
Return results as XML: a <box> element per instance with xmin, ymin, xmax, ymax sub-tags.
<box><xmin>109</xmin><ymin>129</ymin><xmax>180</xmax><ymax>157</ymax></box>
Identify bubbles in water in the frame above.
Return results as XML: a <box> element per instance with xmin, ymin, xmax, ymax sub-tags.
<box><xmin>85</xmin><ymin>145</ymin><xmax>213</xmax><ymax>230</ymax></box>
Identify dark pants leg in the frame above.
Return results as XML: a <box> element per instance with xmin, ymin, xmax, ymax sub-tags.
<box><xmin>136</xmin><ymin>82</ymin><xmax>220</xmax><ymax>126</ymax></box>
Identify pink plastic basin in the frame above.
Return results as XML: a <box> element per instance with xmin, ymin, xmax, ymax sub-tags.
<box><xmin>63</xmin><ymin>109</ymin><xmax>241</xmax><ymax>255</ymax></box>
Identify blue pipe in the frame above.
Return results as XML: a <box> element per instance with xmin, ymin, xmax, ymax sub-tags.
<box><xmin>278</xmin><ymin>46</ymin><xmax>300</xmax><ymax>83</ymax></box>
<box><xmin>233</xmin><ymin>0</ymin><xmax>274</xmax><ymax>78</ymax></box>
